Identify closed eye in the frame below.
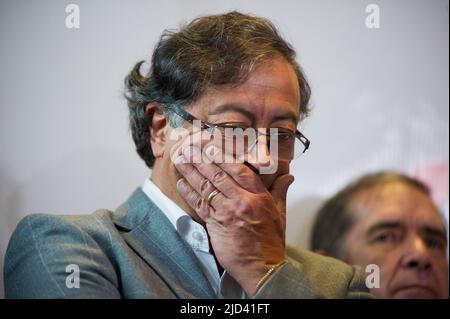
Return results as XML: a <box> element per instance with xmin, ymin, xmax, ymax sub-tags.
<box><xmin>424</xmin><ymin>236</ymin><xmax>446</xmax><ymax>251</ymax></box>
<box><xmin>374</xmin><ymin>233</ymin><xmax>395</xmax><ymax>243</ymax></box>
<box><xmin>212</xmin><ymin>123</ymin><xmax>250</xmax><ymax>130</ymax></box>
<box><xmin>370</xmin><ymin>231</ymin><xmax>400</xmax><ymax>245</ymax></box>
<box><xmin>270</xmin><ymin>130</ymin><xmax>295</xmax><ymax>141</ymax></box>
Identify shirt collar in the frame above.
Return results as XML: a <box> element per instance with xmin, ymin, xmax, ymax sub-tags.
<box><xmin>141</xmin><ymin>178</ymin><xmax>210</xmax><ymax>253</ymax></box>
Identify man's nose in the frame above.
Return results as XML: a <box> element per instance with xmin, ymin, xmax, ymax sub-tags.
<box><xmin>401</xmin><ymin>237</ymin><xmax>432</xmax><ymax>271</ymax></box>
<box><xmin>245</xmin><ymin>133</ymin><xmax>271</xmax><ymax>170</ymax></box>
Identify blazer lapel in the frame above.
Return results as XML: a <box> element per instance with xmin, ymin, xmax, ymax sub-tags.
<box><xmin>113</xmin><ymin>188</ymin><xmax>216</xmax><ymax>299</ymax></box>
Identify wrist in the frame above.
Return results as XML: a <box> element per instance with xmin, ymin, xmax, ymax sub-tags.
<box><xmin>237</xmin><ymin>259</ymin><xmax>288</xmax><ymax>296</ymax></box>
<box><xmin>254</xmin><ymin>260</ymin><xmax>287</xmax><ymax>294</ymax></box>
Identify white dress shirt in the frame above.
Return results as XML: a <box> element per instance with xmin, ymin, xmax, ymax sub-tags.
<box><xmin>141</xmin><ymin>178</ymin><xmax>246</xmax><ymax>298</ymax></box>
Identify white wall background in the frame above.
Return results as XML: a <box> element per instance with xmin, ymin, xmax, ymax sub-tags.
<box><xmin>0</xmin><ymin>0</ymin><xmax>448</xmax><ymax>298</ymax></box>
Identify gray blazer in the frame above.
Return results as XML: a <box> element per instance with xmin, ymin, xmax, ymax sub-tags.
<box><xmin>4</xmin><ymin>188</ymin><xmax>372</xmax><ymax>299</ymax></box>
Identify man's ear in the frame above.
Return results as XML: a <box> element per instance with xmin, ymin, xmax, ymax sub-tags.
<box><xmin>146</xmin><ymin>102</ymin><xmax>167</xmax><ymax>159</ymax></box>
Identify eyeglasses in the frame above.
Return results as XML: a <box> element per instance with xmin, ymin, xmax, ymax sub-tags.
<box><xmin>169</xmin><ymin>105</ymin><xmax>310</xmax><ymax>160</ymax></box>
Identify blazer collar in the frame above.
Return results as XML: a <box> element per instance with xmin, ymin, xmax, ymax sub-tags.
<box><xmin>113</xmin><ymin>187</ymin><xmax>216</xmax><ymax>298</ymax></box>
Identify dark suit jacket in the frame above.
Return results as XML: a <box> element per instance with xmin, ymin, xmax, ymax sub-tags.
<box><xmin>4</xmin><ymin>188</ymin><xmax>372</xmax><ymax>298</ymax></box>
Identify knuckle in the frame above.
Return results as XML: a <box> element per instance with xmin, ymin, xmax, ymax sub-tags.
<box><xmin>212</xmin><ymin>170</ymin><xmax>227</xmax><ymax>184</ymax></box>
<box><xmin>236</xmin><ymin>198</ymin><xmax>253</xmax><ymax>215</ymax></box>
<box><xmin>233</xmin><ymin>165</ymin><xmax>249</xmax><ymax>177</ymax></box>
<box><xmin>194</xmin><ymin>196</ymin><xmax>203</xmax><ymax>211</ymax></box>
<box><xmin>199</xmin><ymin>178</ymin><xmax>211</xmax><ymax>194</ymax></box>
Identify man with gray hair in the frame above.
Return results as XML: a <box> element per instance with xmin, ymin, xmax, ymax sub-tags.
<box><xmin>4</xmin><ymin>11</ymin><xmax>371</xmax><ymax>299</ymax></box>
<box><xmin>311</xmin><ymin>171</ymin><xmax>449</xmax><ymax>299</ymax></box>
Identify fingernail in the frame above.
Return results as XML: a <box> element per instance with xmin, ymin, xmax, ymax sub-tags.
<box><xmin>205</xmin><ymin>144</ymin><xmax>218</xmax><ymax>154</ymax></box>
<box><xmin>183</xmin><ymin>145</ymin><xmax>200</xmax><ymax>158</ymax></box>
<box><xmin>183</xmin><ymin>145</ymin><xmax>201</xmax><ymax>162</ymax></box>
<box><xmin>204</xmin><ymin>144</ymin><xmax>221</xmax><ymax>162</ymax></box>
<box><xmin>182</xmin><ymin>146</ymin><xmax>191</xmax><ymax>158</ymax></box>
<box><xmin>174</xmin><ymin>155</ymin><xmax>187</xmax><ymax>165</ymax></box>
<box><xmin>176</xmin><ymin>179</ymin><xmax>184</xmax><ymax>190</ymax></box>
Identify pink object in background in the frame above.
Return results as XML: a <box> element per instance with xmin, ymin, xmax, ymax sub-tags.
<box><xmin>412</xmin><ymin>161</ymin><xmax>449</xmax><ymax>232</ymax></box>
<box><xmin>413</xmin><ymin>161</ymin><xmax>449</xmax><ymax>206</ymax></box>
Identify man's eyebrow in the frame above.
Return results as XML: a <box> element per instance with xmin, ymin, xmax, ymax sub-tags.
<box><xmin>366</xmin><ymin>221</ymin><xmax>403</xmax><ymax>237</ymax></box>
<box><xmin>210</xmin><ymin>103</ymin><xmax>299</xmax><ymax>124</ymax></box>
<box><xmin>209</xmin><ymin>104</ymin><xmax>255</xmax><ymax>121</ymax></box>
<box><xmin>272</xmin><ymin>112</ymin><xmax>299</xmax><ymax>125</ymax></box>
